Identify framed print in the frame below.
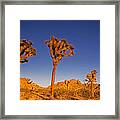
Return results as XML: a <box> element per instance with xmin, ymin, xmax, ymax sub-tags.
<box><xmin>0</xmin><ymin>0</ymin><xmax>119</xmax><ymax>119</ymax></box>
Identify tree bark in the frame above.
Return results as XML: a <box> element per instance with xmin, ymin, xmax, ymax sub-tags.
<box><xmin>91</xmin><ymin>81</ymin><xmax>94</xmax><ymax>98</ymax></box>
<box><xmin>51</xmin><ymin>63</ymin><xmax>57</xmax><ymax>98</ymax></box>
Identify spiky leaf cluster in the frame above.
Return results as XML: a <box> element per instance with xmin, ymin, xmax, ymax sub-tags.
<box><xmin>45</xmin><ymin>36</ymin><xmax>74</xmax><ymax>65</ymax></box>
<box><xmin>20</xmin><ymin>39</ymin><xmax>36</xmax><ymax>64</ymax></box>
<box><xmin>86</xmin><ymin>70</ymin><xmax>97</xmax><ymax>83</ymax></box>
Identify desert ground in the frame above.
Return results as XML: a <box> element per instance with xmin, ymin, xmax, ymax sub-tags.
<box><xmin>20</xmin><ymin>78</ymin><xmax>100</xmax><ymax>100</ymax></box>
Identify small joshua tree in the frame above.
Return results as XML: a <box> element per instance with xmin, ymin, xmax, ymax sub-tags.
<box><xmin>45</xmin><ymin>36</ymin><xmax>74</xmax><ymax>98</ymax></box>
<box><xmin>20</xmin><ymin>39</ymin><xmax>36</xmax><ymax>64</ymax></box>
<box><xmin>86</xmin><ymin>70</ymin><xmax>97</xmax><ymax>98</ymax></box>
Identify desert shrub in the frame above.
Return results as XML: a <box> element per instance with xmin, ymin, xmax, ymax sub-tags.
<box><xmin>94</xmin><ymin>91</ymin><xmax>100</xmax><ymax>99</ymax></box>
<box><xmin>81</xmin><ymin>89</ymin><xmax>90</xmax><ymax>99</ymax></box>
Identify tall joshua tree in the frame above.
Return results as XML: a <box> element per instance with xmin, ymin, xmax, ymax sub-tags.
<box><xmin>86</xmin><ymin>70</ymin><xmax>97</xmax><ymax>98</ymax></box>
<box><xmin>45</xmin><ymin>36</ymin><xmax>74</xmax><ymax>98</ymax></box>
<box><xmin>20</xmin><ymin>39</ymin><xmax>36</xmax><ymax>64</ymax></box>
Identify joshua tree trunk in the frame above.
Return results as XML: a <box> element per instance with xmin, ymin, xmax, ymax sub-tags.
<box><xmin>91</xmin><ymin>81</ymin><xmax>94</xmax><ymax>98</ymax></box>
<box><xmin>51</xmin><ymin>63</ymin><xmax>57</xmax><ymax>98</ymax></box>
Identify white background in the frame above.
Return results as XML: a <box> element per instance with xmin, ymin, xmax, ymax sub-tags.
<box><xmin>5</xmin><ymin>5</ymin><xmax>115</xmax><ymax>115</ymax></box>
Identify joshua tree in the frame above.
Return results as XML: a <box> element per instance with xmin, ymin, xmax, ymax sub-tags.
<box><xmin>86</xmin><ymin>70</ymin><xmax>97</xmax><ymax>98</ymax></box>
<box><xmin>45</xmin><ymin>36</ymin><xmax>74</xmax><ymax>98</ymax></box>
<box><xmin>20</xmin><ymin>39</ymin><xmax>36</xmax><ymax>64</ymax></box>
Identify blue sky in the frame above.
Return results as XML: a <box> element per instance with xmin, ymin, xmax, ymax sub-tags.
<box><xmin>20</xmin><ymin>20</ymin><xmax>100</xmax><ymax>86</ymax></box>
